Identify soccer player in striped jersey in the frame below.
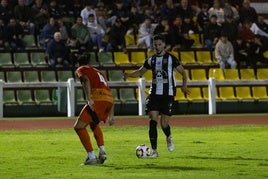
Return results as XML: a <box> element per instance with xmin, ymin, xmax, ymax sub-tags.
<box><xmin>124</xmin><ymin>34</ymin><xmax>190</xmax><ymax>157</ymax></box>
<box><xmin>74</xmin><ymin>55</ymin><xmax>115</xmax><ymax>165</ymax></box>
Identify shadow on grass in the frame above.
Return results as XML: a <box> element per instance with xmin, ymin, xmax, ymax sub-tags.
<box><xmin>101</xmin><ymin>163</ymin><xmax>212</xmax><ymax>172</ymax></box>
<box><xmin>186</xmin><ymin>155</ymin><xmax>268</xmax><ymax>162</ymax></box>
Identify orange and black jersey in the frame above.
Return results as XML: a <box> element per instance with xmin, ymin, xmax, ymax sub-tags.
<box><xmin>76</xmin><ymin>65</ymin><xmax>113</xmax><ymax>103</ymax></box>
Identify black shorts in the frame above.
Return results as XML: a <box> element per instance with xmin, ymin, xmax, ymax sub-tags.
<box><xmin>145</xmin><ymin>95</ymin><xmax>174</xmax><ymax>116</ymax></box>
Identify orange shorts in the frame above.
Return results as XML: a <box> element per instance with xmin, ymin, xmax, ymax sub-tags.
<box><xmin>78</xmin><ymin>101</ymin><xmax>113</xmax><ymax>124</ymax></box>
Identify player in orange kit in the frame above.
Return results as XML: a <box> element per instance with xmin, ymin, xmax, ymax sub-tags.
<box><xmin>74</xmin><ymin>54</ymin><xmax>115</xmax><ymax>165</ymax></box>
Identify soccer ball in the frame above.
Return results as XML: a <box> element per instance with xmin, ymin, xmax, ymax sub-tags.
<box><xmin>135</xmin><ymin>144</ymin><xmax>151</xmax><ymax>158</ymax></box>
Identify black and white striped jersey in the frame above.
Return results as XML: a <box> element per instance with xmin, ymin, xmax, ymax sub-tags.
<box><xmin>143</xmin><ymin>52</ymin><xmax>181</xmax><ymax>96</ymax></box>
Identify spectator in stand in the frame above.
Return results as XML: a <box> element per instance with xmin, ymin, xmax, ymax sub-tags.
<box><xmin>46</xmin><ymin>32</ymin><xmax>70</xmax><ymax>68</ymax></box>
<box><xmin>32</xmin><ymin>0</ymin><xmax>49</xmax><ymax>44</ymax></box>
<box><xmin>252</xmin><ymin>35</ymin><xmax>268</xmax><ymax>66</ymax></box>
<box><xmin>153</xmin><ymin>16</ymin><xmax>173</xmax><ymax>51</ymax></box>
<box><xmin>223</xmin><ymin>0</ymin><xmax>239</xmax><ymax>23</ymax></box>
<box><xmin>0</xmin><ymin>0</ymin><xmax>12</xmax><ymax>25</ymax></box>
<box><xmin>108</xmin><ymin>17</ymin><xmax>127</xmax><ymax>52</ymax></box>
<box><xmin>221</xmin><ymin>15</ymin><xmax>239</xmax><ymax>43</ymax></box>
<box><xmin>171</xmin><ymin>16</ymin><xmax>194</xmax><ymax>50</ymax></box>
<box><xmin>0</xmin><ymin>17</ymin><xmax>8</xmax><ymax>48</ymax></box>
<box><xmin>6</xmin><ymin>17</ymin><xmax>25</xmax><ymax>50</ymax></box>
<box><xmin>203</xmin><ymin>14</ymin><xmax>222</xmax><ymax>50</ymax></box>
<box><xmin>239</xmin><ymin>0</ymin><xmax>258</xmax><ymax>24</ymax></box>
<box><xmin>47</xmin><ymin>0</ymin><xmax>62</xmax><ymax>19</ymax></box>
<box><xmin>39</xmin><ymin>17</ymin><xmax>58</xmax><ymax>47</ymax></box>
<box><xmin>95</xmin><ymin>5</ymin><xmax>117</xmax><ymax>34</ymax></box>
<box><xmin>13</xmin><ymin>0</ymin><xmax>35</xmax><ymax>34</ymax></box>
<box><xmin>127</xmin><ymin>5</ymin><xmax>142</xmax><ymax>43</ymax></box>
<box><xmin>159</xmin><ymin>0</ymin><xmax>178</xmax><ymax>23</ymax></box>
<box><xmin>70</xmin><ymin>16</ymin><xmax>92</xmax><ymax>52</ymax></box>
<box><xmin>137</xmin><ymin>16</ymin><xmax>156</xmax><ymax>50</ymax></box>
<box><xmin>233</xmin><ymin>36</ymin><xmax>254</xmax><ymax>68</ymax></box>
<box><xmin>249</xmin><ymin>20</ymin><xmax>268</xmax><ymax>38</ymax></box>
<box><xmin>87</xmin><ymin>14</ymin><xmax>106</xmax><ymax>52</ymax></box>
<box><xmin>57</xmin><ymin>17</ymin><xmax>69</xmax><ymax>44</ymax></box>
<box><xmin>208</xmin><ymin>0</ymin><xmax>225</xmax><ymax>26</ymax></box>
<box><xmin>109</xmin><ymin>0</ymin><xmax>131</xmax><ymax>31</ymax></box>
<box><xmin>215</xmin><ymin>32</ymin><xmax>237</xmax><ymax>69</ymax></box>
<box><xmin>197</xmin><ymin>3</ymin><xmax>210</xmax><ymax>33</ymax></box>
<box><xmin>177</xmin><ymin>0</ymin><xmax>197</xmax><ymax>21</ymax></box>
<box><xmin>80</xmin><ymin>2</ymin><xmax>97</xmax><ymax>25</ymax></box>
<box><xmin>256</xmin><ymin>15</ymin><xmax>268</xmax><ymax>34</ymax></box>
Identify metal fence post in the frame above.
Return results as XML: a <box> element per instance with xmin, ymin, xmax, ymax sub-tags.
<box><xmin>208</xmin><ymin>77</ymin><xmax>216</xmax><ymax>115</ymax></box>
<box><xmin>138</xmin><ymin>78</ymin><xmax>146</xmax><ymax>116</ymax></box>
<box><xmin>67</xmin><ymin>78</ymin><xmax>75</xmax><ymax>117</ymax></box>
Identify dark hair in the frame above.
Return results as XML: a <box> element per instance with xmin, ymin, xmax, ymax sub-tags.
<box><xmin>78</xmin><ymin>54</ymin><xmax>90</xmax><ymax>65</ymax></box>
<box><xmin>153</xmin><ymin>34</ymin><xmax>166</xmax><ymax>42</ymax></box>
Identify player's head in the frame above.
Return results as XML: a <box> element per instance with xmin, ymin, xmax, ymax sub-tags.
<box><xmin>153</xmin><ymin>34</ymin><xmax>166</xmax><ymax>55</ymax></box>
<box><xmin>78</xmin><ymin>54</ymin><xmax>90</xmax><ymax>66</ymax></box>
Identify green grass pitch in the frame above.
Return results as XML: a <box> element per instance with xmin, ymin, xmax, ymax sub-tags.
<box><xmin>0</xmin><ymin>125</ymin><xmax>267</xmax><ymax>179</ymax></box>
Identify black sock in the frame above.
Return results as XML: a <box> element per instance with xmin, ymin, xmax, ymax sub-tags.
<box><xmin>149</xmin><ymin>120</ymin><xmax>158</xmax><ymax>150</ymax></box>
<box><xmin>162</xmin><ymin>125</ymin><xmax>171</xmax><ymax>138</ymax></box>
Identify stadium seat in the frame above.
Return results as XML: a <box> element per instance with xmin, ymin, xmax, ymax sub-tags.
<box><xmin>113</xmin><ymin>52</ymin><xmax>130</xmax><ymax>65</ymax></box>
<box><xmin>34</xmin><ymin>89</ymin><xmax>54</xmax><ymax>105</ymax></box>
<box><xmin>0</xmin><ymin>52</ymin><xmax>14</xmax><ymax>67</ymax></box>
<box><xmin>30</xmin><ymin>52</ymin><xmax>48</xmax><ymax>67</ymax></box>
<box><xmin>108</xmin><ymin>70</ymin><xmax>124</xmax><ymax>81</ymax></box>
<box><xmin>189</xmin><ymin>33</ymin><xmax>202</xmax><ymax>46</ymax></box>
<box><xmin>13</xmin><ymin>52</ymin><xmax>31</xmax><ymax>67</ymax></box>
<box><xmin>202</xmin><ymin>87</ymin><xmax>220</xmax><ymax>100</ymax></box>
<box><xmin>87</xmin><ymin>52</ymin><xmax>99</xmax><ymax>65</ymax></box>
<box><xmin>6</xmin><ymin>71</ymin><xmax>22</xmax><ymax>83</ymax></box>
<box><xmin>190</xmin><ymin>69</ymin><xmax>207</xmax><ymax>81</ymax></box>
<box><xmin>218</xmin><ymin>87</ymin><xmax>237</xmax><ymax>100</ymax></box>
<box><xmin>124</xmin><ymin>70</ymin><xmax>140</xmax><ymax>82</ymax></box>
<box><xmin>75</xmin><ymin>88</ymin><xmax>86</xmax><ymax>105</ymax></box>
<box><xmin>22</xmin><ymin>34</ymin><xmax>36</xmax><ymax>48</ymax></box>
<box><xmin>170</xmin><ymin>51</ymin><xmax>179</xmax><ymax>59</ymax></box>
<box><xmin>239</xmin><ymin>68</ymin><xmax>256</xmax><ymax>80</ymax></box>
<box><xmin>195</xmin><ymin>51</ymin><xmax>213</xmax><ymax>64</ymax></box>
<box><xmin>130</xmin><ymin>51</ymin><xmax>146</xmax><ymax>65</ymax></box>
<box><xmin>175</xmin><ymin>87</ymin><xmax>187</xmax><ymax>101</ymax></box>
<box><xmin>175</xmin><ymin>69</ymin><xmax>189</xmax><ymax>81</ymax></box>
<box><xmin>23</xmin><ymin>71</ymin><xmax>40</xmax><ymax>82</ymax></box>
<box><xmin>256</xmin><ymin>68</ymin><xmax>268</xmax><ymax>80</ymax></box>
<box><xmin>235</xmin><ymin>86</ymin><xmax>253</xmax><ymax>101</ymax></box>
<box><xmin>147</xmin><ymin>50</ymin><xmax>154</xmax><ymax>58</ymax></box>
<box><xmin>40</xmin><ymin>71</ymin><xmax>57</xmax><ymax>82</ymax></box>
<box><xmin>0</xmin><ymin>71</ymin><xmax>5</xmax><ymax>82</ymax></box>
<box><xmin>252</xmin><ymin>86</ymin><xmax>268</xmax><ymax>101</ymax></box>
<box><xmin>98</xmin><ymin>52</ymin><xmax>114</xmax><ymax>66</ymax></box>
<box><xmin>224</xmin><ymin>69</ymin><xmax>239</xmax><ymax>80</ymax></box>
<box><xmin>110</xmin><ymin>88</ymin><xmax>120</xmax><ymax>103</ymax></box>
<box><xmin>187</xmin><ymin>87</ymin><xmax>204</xmax><ymax>101</ymax></box>
<box><xmin>57</xmin><ymin>70</ymin><xmax>73</xmax><ymax>81</ymax></box>
<box><xmin>143</xmin><ymin>70</ymin><xmax>152</xmax><ymax>81</ymax></box>
<box><xmin>179</xmin><ymin>51</ymin><xmax>196</xmax><ymax>64</ymax></box>
<box><xmin>119</xmin><ymin>88</ymin><xmax>137</xmax><ymax>103</ymax></box>
<box><xmin>17</xmin><ymin>89</ymin><xmax>36</xmax><ymax>105</ymax></box>
<box><xmin>125</xmin><ymin>34</ymin><xmax>136</xmax><ymax>46</ymax></box>
<box><xmin>3</xmin><ymin>90</ymin><xmax>18</xmax><ymax>105</ymax></box>
<box><xmin>208</xmin><ymin>68</ymin><xmax>224</xmax><ymax>80</ymax></box>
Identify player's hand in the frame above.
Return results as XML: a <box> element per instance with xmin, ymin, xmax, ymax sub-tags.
<box><xmin>107</xmin><ymin>117</ymin><xmax>115</xmax><ymax>126</ymax></box>
<box><xmin>87</xmin><ymin>99</ymin><xmax>94</xmax><ymax>110</ymax></box>
<box><xmin>182</xmin><ymin>86</ymin><xmax>190</xmax><ymax>96</ymax></box>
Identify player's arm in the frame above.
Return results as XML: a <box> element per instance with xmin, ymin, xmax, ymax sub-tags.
<box><xmin>175</xmin><ymin>65</ymin><xmax>190</xmax><ymax>95</ymax></box>
<box><xmin>79</xmin><ymin>75</ymin><xmax>94</xmax><ymax>108</ymax></box>
<box><xmin>123</xmin><ymin>66</ymin><xmax>148</xmax><ymax>80</ymax></box>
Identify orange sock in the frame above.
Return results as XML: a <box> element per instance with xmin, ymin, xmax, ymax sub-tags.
<box><xmin>75</xmin><ymin>128</ymin><xmax>93</xmax><ymax>152</ymax></box>
<box><xmin>93</xmin><ymin>125</ymin><xmax>104</xmax><ymax>147</ymax></box>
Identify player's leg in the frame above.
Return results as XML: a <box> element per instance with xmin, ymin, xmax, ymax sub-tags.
<box><xmin>160</xmin><ymin>97</ymin><xmax>175</xmax><ymax>152</ymax></box>
<box><xmin>74</xmin><ymin>105</ymin><xmax>99</xmax><ymax>164</ymax></box>
<box><xmin>90</xmin><ymin>101</ymin><xmax>113</xmax><ymax>162</ymax></box>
